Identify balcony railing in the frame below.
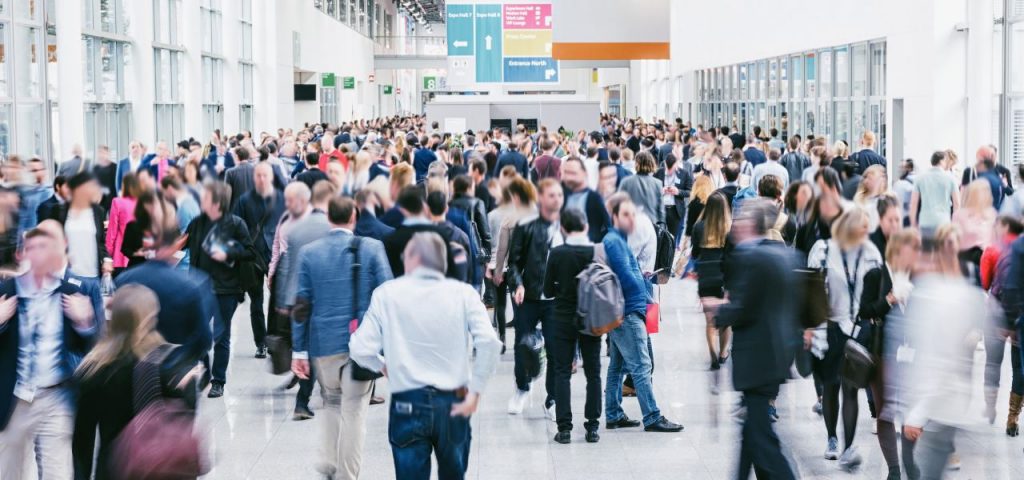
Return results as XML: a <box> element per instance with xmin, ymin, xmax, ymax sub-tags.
<box><xmin>373</xmin><ymin>36</ymin><xmax>447</xmax><ymax>56</ymax></box>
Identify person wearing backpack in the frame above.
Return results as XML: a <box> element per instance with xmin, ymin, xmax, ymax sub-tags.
<box><xmin>980</xmin><ymin>215</ymin><xmax>1024</xmax><ymax>436</ymax></box>
<box><xmin>602</xmin><ymin>193</ymin><xmax>683</xmax><ymax>433</ymax></box>
<box><xmin>506</xmin><ymin>179</ymin><xmax>564</xmax><ymax>416</ymax></box>
<box><xmin>541</xmin><ymin>209</ymin><xmax>602</xmax><ymax>444</ymax></box>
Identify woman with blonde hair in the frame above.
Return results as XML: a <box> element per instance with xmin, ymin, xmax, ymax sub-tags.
<box><xmin>342</xmin><ymin>150</ymin><xmax>373</xmax><ymax>195</ymax></box>
<box><xmin>693</xmin><ymin>192</ymin><xmax>733</xmax><ymax>370</ymax></box>
<box><xmin>953</xmin><ymin>179</ymin><xmax>997</xmax><ymax>279</ymax></box>
<box><xmin>807</xmin><ymin>206</ymin><xmax>883</xmax><ymax>469</ymax></box>
<box><xmin>74</xmin><ymin>285</ymin><xmax>202</xmax><ymax>479</ymax></box>
<box><xmin>685</xmin><ymin>175</ymin><xmax>716</xmax><ymax>248</ymax></box>
<box><xmin>854</xmin><ymin>165</ymin><xmax>892</xmax><ymax>231</ymax></box>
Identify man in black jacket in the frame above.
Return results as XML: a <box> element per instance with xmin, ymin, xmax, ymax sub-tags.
<box><xmin>382</xmin><ymin>185</ymin><xmax>461</xmax><ymax>280</ymax></box>
<box><xmin>715</xmin><ymin>161</ymin><xmax>742</xmax><ymax>209</ymax></box>
<box><xmin>541</xmin><ymin>209</ymin><xmax>601</xmax><ymax>444</ymax></box>
<box><xmin>561</xmin><ymin>157</ymin><xmax>610</xmax><ymax>243</ymax></box>
<box><xmin>506</xmin><ymin>178</ymin><xmax>563</xmax><ymax>416</ymax></box>
<box><xmin>709</xmin><ymin>199</ymin><xmax>800</xmax><ymax>480</ymax></box>
<box><xmin>186</xmin><ymin>181</ymin><xmax>255</xmax><ymax>398</ymax></box>
<box><xmin>654</xmin><ymin>153</ymin><xmax>693</xmax><ymax>241</ymax></box>
<box><xmin>233</xmin><ymin>163</ymin><xmax>284</xmax><ymax>359</ymax></box>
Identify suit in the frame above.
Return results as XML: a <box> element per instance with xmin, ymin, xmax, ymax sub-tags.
<box><xmin>562</xmin><ymin>187</ymin><xmax>610</xmax><ymax>244</ymax></box>
<box><xmin>114</xmin><ymin>156</ymin><xmax>144</xmax><ymax>196</ymax></box>
<box><xmin>355</xmin><ymin>209</ymin><xmax>395</xmax><ymax>241</ymax></box>
<box><xmin>715</xmin><ymin>239</ymin><xmax>799</xmax><ymax>479</ymax></box>
<box><xmin>0</xmin><ymin>271</ymin><xmax>104</xmax><ymax>431</ymax></box>
<box><xmin>852</xmin><ymin>148</ymin><xmax>886</xmax><ymax>175</ymax></box>
<box><xmin>204</xmin><ymin>150</ymin><xmax>236</xmax><ymax>179</ymax></box>
<box><xmin>654</xmin><ymin>167</ymin><xmax>693</xmax><ymax>239</ymax></box>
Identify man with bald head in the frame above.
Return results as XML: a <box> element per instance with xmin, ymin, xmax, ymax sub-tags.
<box><xmin>234</xmin><ymin>162</ymin><xmax>285</xmax><ymax>359</ymax></box>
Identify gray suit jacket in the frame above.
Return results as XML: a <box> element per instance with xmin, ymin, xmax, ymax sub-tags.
<box><xmin>278</xmin><ymin>210</ymin><xmax>330</xmax><ymax>306</ymax></box>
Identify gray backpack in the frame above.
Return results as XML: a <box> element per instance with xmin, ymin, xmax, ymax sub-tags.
<box><xmin>576</xmin><ymin>244</ymin><xmax>625</xmax><ymax>336</ymax></box>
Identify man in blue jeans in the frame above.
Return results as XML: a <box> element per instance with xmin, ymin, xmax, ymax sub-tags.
<box><xmin>603</xmin><ymin>193</ymin><xmax>684</xmax><ymax>433</ymax></box>
<box><xmin>350</xmin><ymin>232</ymin><xmax>502</xmax><ymax>480</ymax></box>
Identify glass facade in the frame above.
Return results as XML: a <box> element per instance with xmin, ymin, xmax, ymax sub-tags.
<box><xmin>695</xmin><ymin>39</ymin><xmax>887</xmax><ymax>155</ymax></box>
<box><xmin>0</xmin><ymin>0</ymin><xmax>47</xmax><ymax>158</ymax></box>
<box><xmin>239</xmin><ymin>0</ymin><xmax>253</xmax><ymax>133</ymax></box>
<box><xmin>201</xmin><ymin>0</ymin><xmax>223</xmax><ymax>140</ymax></box>
<box><xmin>314</xmin><ymin>0</ymin><xmax>389</xmax><ymax>44</ymax></box>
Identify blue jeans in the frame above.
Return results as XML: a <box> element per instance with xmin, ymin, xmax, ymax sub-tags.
<box><xmin>605</xmin><ymin>312</ymin><xmax>661</xmax><ymax>427</ymax></box>
<box><xmin>211</xmin><ymin>293</ymin><xmax>241</xmax><ymax>384</ymax></box>
<box><xmin>389</xmin><ymin>388</ymin><xmax>472</xmax><ymax>480</ymax></box>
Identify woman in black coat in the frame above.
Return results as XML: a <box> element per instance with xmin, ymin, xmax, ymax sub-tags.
<box><xmin>858</xmin><ymin>228</ymin><xmax>921</xmax><ymax>480</ymax></box>
<box><xmin>693</xmin><ymin>192</ymin><xmax>734</xmax><ymax>370</ymax></box>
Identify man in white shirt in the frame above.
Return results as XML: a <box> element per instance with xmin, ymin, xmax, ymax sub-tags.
<box><xmin>583</xmin><ymin>145</ymin><xmax>600</xmax><ymax>190</ymax></box>
<box><xmin>350</xmin><ymin>232</ymin><xmax>501</xmax><ymax>479</ymax></box>
<box><xmin>752</xmin><ymin>148</ymin><xmax>791</xmax><ymax>194</ymax></box>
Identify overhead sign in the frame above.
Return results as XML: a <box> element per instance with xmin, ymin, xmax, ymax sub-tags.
<box><xmin>551</xmin><ymin>0</ymin><xmax>669</xmax><ymax>60</ymax></box>
<box><xmin>383</xmin><ymin>85</ymin><xmax>393</xmax><ymax>94</ymax></box>
<box><xmin>321</xmin><ymin>73</ymin><xmax>336</xmax><ymax>87</ymax></box>
<box><xmin>446</xmin><ymin>3</ymin><xmax>558</xmax><ymax>84</ymax></box>
<box><xmin>342</xmin><ymin>76</ymin><xmax>355</xmax><ymax>89</ymax></box>
<box><xmin>423</xmin><ymin>76</ymin><xmax>438</xmax><ymax>90</ymax></box>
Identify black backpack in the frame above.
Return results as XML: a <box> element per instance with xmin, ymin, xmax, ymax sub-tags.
<box><xmin>653</xmin><ymin>222</ymin><xmax>675</xmax><ymax>284</ymax></box>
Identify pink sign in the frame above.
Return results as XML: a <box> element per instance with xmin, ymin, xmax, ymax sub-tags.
<box><xmin>502</xmin><ymin>4</ymin><xmax>552</xmax><ymax>30</ymax></box>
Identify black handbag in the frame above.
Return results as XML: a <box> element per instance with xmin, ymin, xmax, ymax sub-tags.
<box><xmin>347</xmin><ymin>237</ymin><xmax>384</xmax><ymax>382</ymax></box>
<box><xmin>842</xmin><ymin>335</ymin><xmax>875</xmax><ymax>389</ymax></box>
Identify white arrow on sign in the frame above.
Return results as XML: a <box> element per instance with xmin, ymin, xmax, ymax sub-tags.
<box><xmin>453</xmin><ymin>40</ymin><xmax>468</xmax><ymax>48</ymax></box>
<box><xmin>545</xmin><ymin>69</ymin><xmax>556</xmax><ymax>80</ymax></box>
<box><xmin>485</xmin><ymin>35</ymin><xmax>493</xmax><ymax>50</ymax></box>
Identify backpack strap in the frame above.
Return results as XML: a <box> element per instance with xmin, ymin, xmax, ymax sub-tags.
<box><xmin>592</xmin><ymin>243</ymin><xmax>607</xmax><ymax>265</ymax></box>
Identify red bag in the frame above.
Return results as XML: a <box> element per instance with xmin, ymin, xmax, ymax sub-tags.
<box><xmin>645</xmin><ymin>303</ymin><xmax>660</xmax><ymax>334</ymax></box>
<box><xmin>109</xmin><ymin>346</ymin><xmax>209</xmax><ymax>480</ymax></box>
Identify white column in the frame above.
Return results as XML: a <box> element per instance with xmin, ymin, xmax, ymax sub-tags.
<box><xmin>181</xmin><ymin>0</ymin><xmax>203</xmax><ymax>140</ymax></box>
<box><xmin>55</xmin><ymin>0</ymin><xmax>84</xmax><ymax>160</ymax></box>
<box><xmin>966</xmin><ymin>0</ymin><xmax>995</xmax><ymax>157</ymax></box>
<box><xmin>221</xmin><ymin>0</ymin><xmax>240</xmax><ymax>136</ymax></box>
<box><xmin>129</xmin><ymin>0</ymin><xmax>157</xmax><ymax>147</ymax></box>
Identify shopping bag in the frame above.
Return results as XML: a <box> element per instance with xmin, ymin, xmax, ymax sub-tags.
<box><xmin>645</xmin><ymin>303</ymin><xmax>660</xmax><ymax>334</ymax></box>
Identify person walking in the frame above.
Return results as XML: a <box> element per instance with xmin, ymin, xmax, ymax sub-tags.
<box><xmin>707</xmin><ymin>198</ymin><xmax>800</xmax><ymax>480</ymax></box>
<box><xmin>506</xmin><ymin>178</ymin><xmax>563</xmax><ymax>416</ymax></box>
<box><xmin>603</xmin><ymin>193</ymin><xmax>684</xmax><ymax>433</ymax></box>
<box><xmin>349</xmin><ymin>231</ymin><xmax>502</xmax><ymax>480</ymax></box>
<box><xmin>693</xmin><ymin>192</ymin><xmax>733</xmax><ymax>370</ymax></box>
<box><xmin>47</xmin><ymin>172</ymin><xmax>112</xmax><ymax>281</ymax></box>
<box><xmin>618</xmin><ymin>151</ymin><xmax>665</xmax><ymax>224</ymax></box>
<box><xmin>185</xmin><ymin>182</ymin><xmax>255</xmax><ymax>398</ymax></box>
<box><xmin>234</xmin><ymin>163</ymin><xmax>285</xmax><ymax>359</ymax></box>
<box><xmin>291</xmin><ymin>196</ymin><xmax>393</xmax><ymax>480</ymax></box>
<box><xmin>910</xmin><ymin>151</ymin><xmax>960</xmax><ymax>230</ymax></box>
<box><xmin>0</xmin><ymin>224</ymin><xmax>104</xmax><ymax>478</ymax></box>
<box><xmin>106</xmin><ymin>173</ymin><xmax>142</xmax><ymax>276</ymax></box>
<box><xmin>542</xmin><ymin>208</ymin><xmax>602</xmax><ymax>444</ymax></box>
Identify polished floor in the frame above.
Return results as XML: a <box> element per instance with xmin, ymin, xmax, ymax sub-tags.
<box><xmin>197</xmin><ymin>278</ymin><xmax>1024</xmax><ymax>479</ymax></box>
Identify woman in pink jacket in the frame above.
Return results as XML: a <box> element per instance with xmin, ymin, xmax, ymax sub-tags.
<box><xmin>106</xmin><ymin>172</ymin><xmax>142</xmax><ymax>276</ymax></box>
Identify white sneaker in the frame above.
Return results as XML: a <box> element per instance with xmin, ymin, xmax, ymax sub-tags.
<box><xmin>507</xmin><ymin>389</ymin><xmax>529</xmax><ymax>415</ymax></box>
<box><xmin>871</xmin><ymin>421</ymin><xmax>878</xmax><ymax>435</ymax></box>
<box><xmin>838</xmin><ymin>445</ymin><xmax>863</xmax><ymax>471</ymax></box>
<box><xmin>544</xmin><ymin>400</ymin><xmax>556</xmax><ymax>421</ymax></box>
<box><xmin>824</xmin><ymin>437</ymin><xmax>839</xmax><ymax>460</ymax></box>
<box><xmin>946</xmin><ymin>452</ymin><xmax>961</xmax><ymax>471</ymax></box>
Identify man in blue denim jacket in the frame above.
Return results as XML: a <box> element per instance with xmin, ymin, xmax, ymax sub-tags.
<box><xmin>291</xmin><ymin>196</ymin><xmax>393</xmax><ymax>480</ymax></box>
<box><xmin>602</xmin><ymin>193</ymin><xmax>684</xmax><ymax>433</ymax></box>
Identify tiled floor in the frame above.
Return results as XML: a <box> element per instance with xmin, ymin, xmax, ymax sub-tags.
<box><xmin>197</xmin><ymin>278</ymin><xmax>1024</xmax><ymax>479</ymax></box>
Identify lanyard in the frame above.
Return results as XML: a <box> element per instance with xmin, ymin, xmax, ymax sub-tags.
<box><xmin>840</xmin><ymin>247</ymin><xmax>864</xmax><ymax>320</ymax></box>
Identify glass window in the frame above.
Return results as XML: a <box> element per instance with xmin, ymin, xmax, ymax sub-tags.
<box><xmin>16</xmin><ymin>25</ymin><xmax>41</xmax><ymax>98</ymax></box>
<box><xmin>870</xmin><ymin>43</ymin><xmax>886</xmax><ymax>96</ymax></box>
<box><xmin>241</xmin><ymin>0</ymin><xmax>251</xmax><ymax>21</ymax></box>
<box><xmin>154</xmin><ymin>104</ymin><xmax>183</xmax><ymax>144</ymax></box>
<box><xmin>835</xmin><ymin>47</ymin><xmax>850</xmax><ymax>97</ymax></box>
<box><xmin>239</xmin><ymin>105</ymin><xmax>253</xmax><ymax>132</ymax></box>
<box><xmin>201</xmin><ymin>4</ymin><xmax>222</xmax><ymax>54</ymax></box>
<box><xmin>852</xmin><ymin>44</ymin><xmax>868</xmax><ymax>97</ymax></box>
<box><xmin>819</xmin><ymin>50</ymin><xmax>832</xmax><ymax>98</ymax></box>
<box><xmin>154</xmin><ymin>0</ymin><xmax>179</xmax><ymax>45</ymax></box>
<box><xmin>0</xmin><ymin>104</ymin><xmax>10</xmax><ymax>157</ymax></box>
<box><xmin>779</xmin><ymin>58</ymin><xmax>788</xmax><ymax>99</ymax></box>
<box><xmin>202</xmin><ymin>104</ymin><xmax>222</xmax><ymax>140</ymax></box>
<box><xmin>240</xmin><ymin>22</ymin><xmax>252</xmax><ymax>60</ymax></box>
<box><xmin>769</xmin><ymin>59</ymin><xmax>777</xmax><ymax>99</ymax></box>
<box><xmin>326</xmin><ymin>0</ymin><xmax>335</xmax><ymax>18</ymax></box>
<box><xmin>240</xmin><ymin>63</ymin><xmax>253</xmax><ymax>104</ymax></box>
<box><xmin>154</xmin><ymin>48</ymin><xmax>181</xmax><ymax>102</ymax></box>
<box><xmin>17</xmin><ymin>102</ymin><xmax>43</xmax><ymax>155</ymax></box>
<box><xmin>758</xmin><ymin>60</ymin><xmax>767</xmax><ymax>99</ymax></box>
<box><xmin>739</xmin><ymin>64</ymin><xmax>747</xmax><ymax>100</ymax></box>
<box><xmin>348</xmin><ymin>0</ymin><xmax>356</xmax><ymax>27</ymax></box>
<box><xmin>805</xmin><ymin>53</ymin><xmax>816</xmax><ymax>97</ymax></box>
<box><xmin>1012</xmin><ymin>23</ymin><xmax>1024</xmax><ymax>93</ymax></box>
<box><xmin>82</xmin><ymin>36</ymin><xmax>127</xmax><ymax>102</ymax></box>
<box><xmin>16</xmin><ymin>0</ymin><xmax>39</xmax><ymax>21</ymax></box>
<box><xmin>0</xmin><ymin>24</ymin><xmax>8</xmax><ymax>97</ymax></box>
<box><xmin>791</xmin><ymin>55</ymin><xmax>803</xmax><ymax>99</ymax></box>
<box><xmin>83</xmin><ymin>0</ymin><xmax>125</xmax><ymax>34</ymax></box>
<box><xmin>835</xmin><ymin>100</ymin><xmax>850</xmax><ymax>143</ymax></box>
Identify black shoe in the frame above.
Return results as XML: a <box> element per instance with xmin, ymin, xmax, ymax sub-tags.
<box><xmin>370</xmin><ymin>396</ymin><xmax>385</xmax><ymax>405</ymax></box>
<box><xmin>553</xmin><ymin>431</ymin><xmax>571</xmax><ymax>444</ymax></box>
<box><xmin>644</xmin><ymin>416</ymin><xmax>684</xmax><ymax>432</ymax></box>
<box><xmin>207</xmin><ymin>383</ymin><xmax>225</xmax><ymax>398</ymax></box>
<box><xmin>255</xmin><ymin>345</ymin><xmax>268</xmax><ymax>359</ymax></box>
<box><xmin>585</xmin><ymin>429</ymin><xmax>600</xmax><ymax>443</ymax></box>
<box><xmin>606</xmin><ymin>416</ymin><xmax>642</xmax><ymax>429</ymax></box>
<box><xmin>710</xmin><ymin>359</ymin><xmax>721</xmax><ymax>371</ymax></box>
<box><xmin>293</xmin><ymin>405</ymin><xmax>314</xmax><ymax>421</ymax></box>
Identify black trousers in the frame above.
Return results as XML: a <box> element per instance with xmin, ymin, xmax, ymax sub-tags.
<box><xmin>666</xmin><ymin>205</ymin><xmax>683</xmax><ymax>245</ymax></box>
<box><xmin>543</xmin><ymin>316</ymin><xmax>601</xmax><ymax>432</ymax></box>
<box><xmin>738</xmin><ymin>384</ymin><xmax>795</xmax><ymax>480</ymax></box>
<box><xmin>247</xmin><ymin>282</ymin><xmax>267</xmax><ymax>348</ymax></box>
<box><xmin>493</xmin><ymin>280</ymin><xmax>508</xmax><ymax>343</ymax></box>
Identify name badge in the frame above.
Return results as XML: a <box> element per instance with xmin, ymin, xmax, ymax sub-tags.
<box><xmin>896</xmin><ymin>345</ymin><xmax>916</xmax><ymax>364</ymax></box>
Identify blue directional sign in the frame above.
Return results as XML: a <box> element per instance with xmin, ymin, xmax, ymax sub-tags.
<box><xmin>446</xmin><ymin>4</ymin><xmax>474</xmax><ymax>56</ymax></box>
<box><xmin>503</xmin><ymin>57</ymin><xmax>559</xmax><ymax>83</ymax></box>
<box><xmin>474</xmin><ymin>4</ymin><xmax>503</xmax><ymax>83</ymax></box>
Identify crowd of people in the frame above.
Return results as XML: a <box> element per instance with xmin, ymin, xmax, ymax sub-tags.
<box><xmin>0</xmin><ymin>113</ymin><xmax>1020</xmax><ymax>480</ymax></box>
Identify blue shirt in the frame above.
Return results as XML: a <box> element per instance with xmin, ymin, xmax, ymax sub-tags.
<box><xmin>603</xmin><ymin>228</ymin><xmax>649</xmax><ymax>316</ymax></box>
<box><xmin>14</xmin><ymin>272</ymin><xmax>69</xmax><ymax>400</ymax></box>
<box><xmin>176</xmin><ymin>194</ymin><xmax>201</xmax><ymax>270</ymax></box>
<box><xmin>980</xmin><ymin>170</ymin><xmax>1005</xmax><ymax>211</ymax></box>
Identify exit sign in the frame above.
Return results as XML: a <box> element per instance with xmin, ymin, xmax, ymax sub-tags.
<box><xmin>321</xmin><ymin>73</ymin><xmax>335</xmax><ymax>87</ymax></box>
<box><xmin>383</xmin><ymin>85</ymin><xmax>393</xmax><ymax>94</ymax></box>
<box><xmin>342</xmin><ymin>76</ymin><xmax>355</xmax><ymax>89</ymax></box>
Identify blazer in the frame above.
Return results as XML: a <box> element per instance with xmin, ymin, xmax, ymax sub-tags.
<box><xmin>204</xmin><ymin>150</ymin><xmax>236</xmax><ymax>178</ymax></box>
<box><xmin>859</xmin><ymin>265</ymin><xmax>893</xmax><ymax>322</ymax></box>
<box><xmin>0</xmin><ymin>271</ymin><xmax>104</xmax><ymax>431</ymax></box>
<box><xmin>654</xmin><ymin>167</ymin><xmax>693</xmax><ymax>220</ymax></box>
<box><xmin>292</xmin><ymin>231</ymin><xmax>393</xmax><ymax>358</ymax></box>
<box><xmin>355</xmin><ymin>209</ymin><xmax>395</xmax><ymax>242</ymax></box>
<box><xmin>715</xmin><ymin>240</ymin><xmax>802</xmax><ymax>391</ymax></box>
<box><xmin>852</xmin><ymin>148</ymin><xmax>886</xmax><ymax>175</ymax></box>
<box><xmin>277</xmin><ymin>211</ymin><xmax>331</xmax><ymax>307</ymax></box>
<box><xmin>106</xmin><ymin>197</ymin><xmax>136</xmax><ymax>269</ymax></box>
<box><xmin>184</xmin><ymin>213</ymin><xmax>254</xmax><ymax>295</ymax></box>
<box><xmin>562</xmin><ymin>187</ymin><xmax>610</xmax><ymax>244</ymax></box>
<box><xmin>51</xmin><ymin>204</ymin><xmax>110</xmax><ymax>273</ymax></box>
<box><xmin>114</xmin><ymin>157</ymin><xmax>141</xmax><ymax>197</ymax></box>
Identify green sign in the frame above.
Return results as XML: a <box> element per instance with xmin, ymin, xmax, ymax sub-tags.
<box><xmin>342</xmin><ymin>76</ymin><xmax>356</xmax><ymax>89</ymax></box>
<box><xmin>383</xmin><ymin>85</ymin><xmax>393</xmax><ymax>95</ymax></box>
<box><xmin>321</xmin><ymin>73</ymin><xmax>335</xmax><ymax>87</ymax></box>
<box><xmin>423</xmin><ymin>76</ymin><xmax>437</xmax><ymax>90</ymax></box>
